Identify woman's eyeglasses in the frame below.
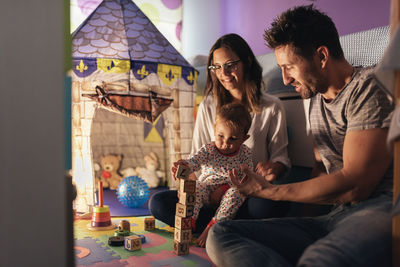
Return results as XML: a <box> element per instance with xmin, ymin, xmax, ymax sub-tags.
<box><xmin>208</xmin><ymin>59</ymin><xmax>241</xmax><ymax>74</ymax></box>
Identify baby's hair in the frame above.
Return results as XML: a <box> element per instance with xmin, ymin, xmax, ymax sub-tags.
<box><xmin>215</xmin><ymin>103</ymin><xmax>252</xmax><ymax>136</ymax></box>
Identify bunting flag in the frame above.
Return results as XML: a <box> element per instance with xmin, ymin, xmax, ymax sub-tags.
<box><xmin>157</xmin><ymin>64</ymin><xmax>181</xmax><ymax>86</ymax></box>
<box><xmin>96</xmin><ymin>58</ymin><xmax>130</xmax><ymax>73</ymax></box>
<box><xmin>144</xmin><ymin>115</ymin><xmax>164</xmax><ymax>143</ymax></box>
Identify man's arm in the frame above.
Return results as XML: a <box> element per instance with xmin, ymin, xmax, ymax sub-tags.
<box><xmin>234</xmin><ymin>128</ymin><xmax>392</xmax><ymax>205</ymax></box>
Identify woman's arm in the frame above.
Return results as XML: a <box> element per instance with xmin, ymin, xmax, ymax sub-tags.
<box><xmin>256</xmin><ymin>96</ymin><xmax>290</xmax><ymax>180</ymax></box>
<box><xmin>191</xmin><ymin>97</ymin><xmax>215</xmax><ymax>155</ymax></box>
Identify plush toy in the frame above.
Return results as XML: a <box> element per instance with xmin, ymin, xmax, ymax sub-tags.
<box><xmin>96</xmin><ymin>154</ymin><xmax>123</xmax><ymax>190</ymax></box>
<box><xmin>135</xmin><ymin>152</ymin><xmax>165</xmax><ymax>188</ymax></box>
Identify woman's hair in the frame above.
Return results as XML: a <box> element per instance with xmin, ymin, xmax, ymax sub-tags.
<box><xmin>205</xmin><ymin>33</ymin><xmax>263</xmax><ymax>113</ymax></box>
<box><xmin>264</xmin><ymin>5</ymin><xmax>344</xmax><ymax>60</ymax></box>
<box><xmin>215</xmin><ymin>103</ymin><xmax>252</xmax><ymax>136</ymax></box>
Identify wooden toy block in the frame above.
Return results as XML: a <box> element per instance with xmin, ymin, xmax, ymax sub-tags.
<box><xmin>175</xmin><ymin>216</ymin><xmax>192</xmax><ymax>230</ymax></box>
<box><xmin>118</xmin><ymin>220</ymin><xmax>130</xmax><ymax>231</ymax></box>
<box><xmin>176</xmin><ymin>164</ymin><xmax>190</xmax><ymax>179</ymax></box>
<box><xmin>144</xmin><ymin>217</ymin><xmax>156</xmax><ymax>230</ymax></box>
<box><xmin>179</xmin><ymin>179</ymin><xmax>196</xmax><ymax>194</ymax></box>
<box><xmin>178</xmin><ymin>192</ymin><xmax>196</xmax><ymax>205</ymax></box>
<box><xmin>173</xmin><ymin>240</ymin><xmax>189</xmax><ymax>255</ymax></box>
<box><xmin>174</xmin><ymin>228</ymin><xmax>192</xmax><ymax>243</ymax></box>
<box><xmin>124</xmin><ymin>235</ymin><xmax>141</xmax><ymax>251</ymax></box>
<box><xmin>176</xmin><ymin>203</ymin><xmax>194</xmax><ymax>218</ymax></box>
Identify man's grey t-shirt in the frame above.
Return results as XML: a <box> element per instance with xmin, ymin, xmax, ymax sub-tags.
<box><xmin>309</xmin><ymin>67</ymin><xmax>394</xmax><ymax>195</ymax></box>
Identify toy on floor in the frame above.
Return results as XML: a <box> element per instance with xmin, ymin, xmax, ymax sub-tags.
<box><xmin>144</xmin><ymin>216</ymin><xmax>156</xmax><ymax>231</ymax></box>
<box><xmin>108</xmin><ymin>236</ymin><xmax>124</xmax><ymax>246</ymax></box>
<box><xmin>117</xmin><ymin>176</ymin><xmax>149</xmax><ymax>208</ymax></box>
<box><xmin>124</xmin><ymin>235</ymin><xmax>142</xmax><ymax>251</ymax></box>
<box><xmin>87</xmin><ymin>181</ymin><xmax>116</xmax><ymax>231</ymax></box>
<box><xmin>135</xmin><ymin>152</ymin><xmax>165</xmax><ymax>188</ymax></box>
<box><xmin>96</xmin><ymin>154</ymin><xmax>123</xmax><ymax>190</ymax></box>
<box><xmin>137</xmin><ymin>234</ymin><xmax>146</xmax><ymax>243</ymax></box>
<box><xmin>114</xmin><ymin>220</ymin><xmax>134</xmax><ymax>236</ymax></box>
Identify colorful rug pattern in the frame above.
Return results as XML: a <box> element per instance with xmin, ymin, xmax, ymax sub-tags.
<box><xmin>74</xmin><ymin>216</ymin><xmax>215</xmax><ymax>266</ymax></box>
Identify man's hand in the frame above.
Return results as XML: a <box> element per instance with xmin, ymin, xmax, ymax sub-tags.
<box><xmin>229</xmin><ymin>165</ymin><xmax>270</xmax><ymax>196</ymax></box>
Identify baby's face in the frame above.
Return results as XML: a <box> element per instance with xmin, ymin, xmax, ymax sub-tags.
<box><xmin>214</xmin><ymin>121</ymin><xmax>245</xmax><ymax>155</ymax></box>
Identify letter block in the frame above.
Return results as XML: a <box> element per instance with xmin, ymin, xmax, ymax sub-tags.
<box><xmin>174</xmin><ymin>228</ymin><xmax>192</xmax><ymax>243</ymax></box>
<box><xmin>176</xmin><ymin>203</ymin><xmax>194</xmax><ymax>218</ymax></box>
<box><xmin>173</xmin><ymin>240</ymin><xmax>189</xmax><ymax>255</ymax></box>
<box><xmin>178</xmin><ymin>192</ymin><xmax>196</xmax><ymax>205</ymax></box>
<box><xmin>124</xmin><ymin>235</ymin><xmax>141</xmax><ymax>251</ymax></box>
<box><xmin>144</xmin><ymin>217</ymin><xmax>155</xmax><ymax>230</ymax></box>
<box><xmin>175</xmin><ymin>216</ymin><xmax>192</xmax><ymax>230</ymax></box>
<box><xmin>176</xmin><ymin>165</ymin><xmax>190</xmax><ymax>179</ymax></box>
<box><xmin>179</xmin><ymin>179</ymin><xmax>196</xmax><ymax>194</ymax></box>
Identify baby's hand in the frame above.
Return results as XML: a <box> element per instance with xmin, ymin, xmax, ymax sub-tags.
<box><xmin>171</xmin><ymin>160</ymin><xmax>189</xmax><ymax>180</ymax></box>
<box><xmin>196</xmin><ymin>226</ymin><xmax>211</xmax><ymax>247</ymax></box>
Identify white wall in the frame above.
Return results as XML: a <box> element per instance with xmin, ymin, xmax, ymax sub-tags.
<box><xmin>0</xmin><ymin>1</ymin><xmax>72</xmax><ymax>266</ymax></box>
<box><xmin>181</xmin><ymin>0</ymin><xmax>221</xmax><ymax>61</ymax></box>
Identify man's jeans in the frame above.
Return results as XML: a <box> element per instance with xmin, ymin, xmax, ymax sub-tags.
<box><xmin>206</xmin><ymin>193</ymin><xmax>392</xmax><ymax>267</ymax></box>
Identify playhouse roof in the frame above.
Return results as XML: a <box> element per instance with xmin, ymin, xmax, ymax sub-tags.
<box><xmin>72</xmin><ymin>0</ymin><xmax>191</xmax><ymax>67</ymax></box>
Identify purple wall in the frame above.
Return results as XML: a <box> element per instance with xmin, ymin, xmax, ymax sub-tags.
<box><xmin>220</xmin><ymin>0</ymin><xmax>391</xmax><ymax>56</ymax></box>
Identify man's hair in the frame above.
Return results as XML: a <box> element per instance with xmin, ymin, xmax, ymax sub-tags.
<box><xmin>215</xmin><ymin>103</ymin><xmax>252</xmax><ymax>136</ymax></box>
<box><xmin>264</xmin><ymin>5</ymin><xmax>344</xmax><ymax>60</ymax></box>
<box><xmin>205</xmin><ymin>33</ymin><xmax>263</xmax><ymax>113</ymax></box>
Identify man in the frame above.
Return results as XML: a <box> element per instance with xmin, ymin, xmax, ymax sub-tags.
<box><xmin>206</xmin><ymin>5</ymin><xmax>394</xmax><ymax>267</ymax></box>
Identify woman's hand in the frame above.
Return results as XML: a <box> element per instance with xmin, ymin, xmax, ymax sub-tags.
<box><xmin>229</xmin><ymin>165</ymin><xmax>269</xmax><ymax>196</ymax></box>
<box><xmin>255</xmin><ymin>161</ymin><xmax>286</xmax><ymax>182</ymax></box>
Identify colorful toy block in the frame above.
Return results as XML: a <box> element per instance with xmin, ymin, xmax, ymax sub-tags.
<box><xmin>176</xmin><ymin>164</ymin><xmax>190</xmax><ymax>179</ymax></box>
<box><xmin>174</xmin><ymin>228</ymin><xmax>192</xmax><ymax>242</ymax></box>
<box><xmin>178</xmin><ymin>192</ymin><xmax>196</xmax><ymax>205</ymax></box>
<box><xmin>124</xmin><ymin>235</ymin><xmax>141</xmax><ymax>251</ymax></box>
<box><xmin>144</xmin><ymin>217</ymin><xmax>156</xmax><ymax>230</ymax></box>
<box><xmin>179</xmin><ymin>179</ymin><xmax>196</xmax><ymax>194</ymax></box>
<box><xmin>175</xmin><ymin>216</ymin><xmax>192</xmax><ymax>230</ymax></box>
<box><xmin>176</xmin><ymin>203</ymin><xmax>194</xmax><ymax>218</ymax></box>
<box><xmin>173</xmin><ymin>240</ymin><xmax>189</xmax><ymax>255</ymax></box>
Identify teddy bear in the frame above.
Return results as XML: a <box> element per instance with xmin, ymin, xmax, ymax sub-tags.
<box><xmin>135</xmin><ymin>152</ymin><xmax>165</xmax><ymax>188</ymax></box>
<box><xmin>96</xmin><ymin>154</ymin><xmax>123</xmax><ymax>190</ymax></box>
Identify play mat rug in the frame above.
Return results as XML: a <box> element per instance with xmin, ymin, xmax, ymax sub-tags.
<box><xmin>74</xmin><ymin>216</ymin><xmax>215</xmax><ymax>266</ymax></box>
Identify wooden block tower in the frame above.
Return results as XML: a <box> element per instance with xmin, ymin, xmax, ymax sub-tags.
<box><xmin>173</xmin><ymin>165</ymin><xmax>196</xmax><ymax>255</ymax></box>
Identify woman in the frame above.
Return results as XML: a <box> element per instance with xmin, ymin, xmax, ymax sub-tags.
<box><xmin>149</xmin><ymin>33</ymin><xmax>290</xmax><ymax>233</ymax></box>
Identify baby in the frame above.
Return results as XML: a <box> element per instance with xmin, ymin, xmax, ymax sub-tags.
<box><xmin>172</xmin><ymin>103</ymin><xmax>253</xmax><ymax>247</ymax></box>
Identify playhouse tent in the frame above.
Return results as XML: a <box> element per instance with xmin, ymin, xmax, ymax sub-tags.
<box><xmin>71</xmin><ymin>0</ymin><xmax>197</xmax><ymax>123</ymax></box>
<box><xmin>70</xmin><ymin>0</ymin><xmax>198</xmax><ymax>212</ymax></box>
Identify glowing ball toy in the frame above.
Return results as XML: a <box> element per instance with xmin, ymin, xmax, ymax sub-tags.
<box><xmin>116</xmin><ymin>176</ymin><xmax>150</xmax><ymax>208</ymax></box>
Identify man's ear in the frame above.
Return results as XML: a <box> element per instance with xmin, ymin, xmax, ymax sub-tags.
<box><xmin>316</xmin><ymin>46</ymin><xmax>329</xmax><ymax>68</ymax></box>
<box><xmin>243</xmin><ymin>134</ymin><xmax>250</xmax><ymax>142</ymax></box>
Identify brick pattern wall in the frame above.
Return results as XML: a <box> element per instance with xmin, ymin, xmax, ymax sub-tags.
<box><xmin>71</xmin><ymin>78</ymin><xmax>196</xmax><ymax>211</ymax></box>
<box><xmin>91</xmin><ymin>108</ymin><xmax>167</xmax><ymax>180</ymax></box>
